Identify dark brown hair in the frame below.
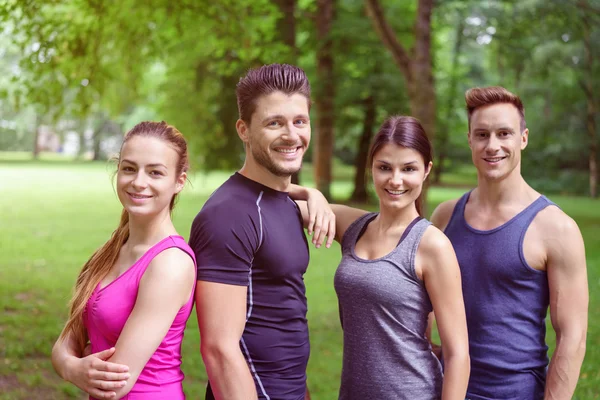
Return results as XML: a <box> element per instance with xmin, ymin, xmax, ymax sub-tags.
<box><xmin>236</xmin><ymin>63</ymin><xmax>311</xmax><ymax>123</ymax></box>
<box><xmin>368</xmin><ymin>116</ymin><xmax>432</xmax><ymax>216</ymax></box>
<box><xmin>59</xmin><ymin>121</ymin><xmax>189</xmax><ymax>353</ymax></box>
<box><xmin>465</xmin><ymin>86</ymin><xmax>526</xmax><ymax>132</ymax></box>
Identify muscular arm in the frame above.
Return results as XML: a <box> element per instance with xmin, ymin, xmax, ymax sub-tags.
<box><xmin>196</xmin><ymin>281</ymin><xmax>257</xmax><ymax>400</ymax></box>
<box><xmin>420</xmin><ymin>227</ymin><xmax>470</xmax><ymax>400</ymax></box>
<box><xmin>107</xmin><ymin>248</ymin><xmax>195</xmax><ymax>399</ymax></box>
<box><xmin>544</xmin><ymin>213</ymin><xmax>588</xmax><ymax>400</ymax></box>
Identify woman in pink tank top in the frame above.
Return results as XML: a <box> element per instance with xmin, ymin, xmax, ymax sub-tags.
<box><xmin>51</xmin><ymin>121</ymin><xmax>197</xmax><ymax>399</ymax></box>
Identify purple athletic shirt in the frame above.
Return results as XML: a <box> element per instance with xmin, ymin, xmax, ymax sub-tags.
<box><xmin>189</xmin><ymin>172</ymin><xmax>310</xmax><ymax>400</ymax></box>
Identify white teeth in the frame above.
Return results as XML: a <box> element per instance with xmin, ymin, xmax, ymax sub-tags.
<box><xmin>485</xmin><ymin>157</ymin><xmax>504</xmax><ymax>162</ymax></box>
<box><xmin>387</xmin><ymin>189</ymin><xmax>407</xmax><ymax>195</ymax></box>
<box><xmin>276</xmin><ymin>148</ymin><xmax>297</xmax><ymax>153</ymax></box>
<box><xmin>130</xmin><ymin>194</ymin><xmax>150</xmax><ymax>198</ymax></box>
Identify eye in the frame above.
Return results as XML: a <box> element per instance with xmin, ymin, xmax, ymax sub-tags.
<box><xmin>499</xmin><ymin>131</ymin><xmax>511</xmax><ymax>137</ymax></box>
<box><xmin>378</xmin><ymin>165</ymin><xmax>391</xmax><ymax>171</ymax></box>
<box><xmin>403</xmin><ymin>166</ymin><xmax>417</xmax><ymax>172</ymax></box>
<box><xmin>294</xmin><ymin>119</ymin><xmax>308</xmax><ymax>126</ymax></box>
<box><xmin>150</xmin><ymin>170</ymin><xmax>165</xmax><ymax>176</ymax></box>
<box><xmin>267</xmin><ymin>120</ymin><xmax>281</xmax><ymax>127</ymax></box>
<box><xmin>121</xmin><ymin>165</ymin><xmax>135</xmax><ymax>172</ymax></box>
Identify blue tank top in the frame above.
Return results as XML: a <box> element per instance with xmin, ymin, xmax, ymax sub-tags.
<box><xmin>444</xmin><ymin>191</ymin><xmax>556</xmax><ymax>400</ymax></box>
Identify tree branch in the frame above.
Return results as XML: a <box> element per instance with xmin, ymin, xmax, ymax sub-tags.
<box><xmin>414</xmin><ymin>0</ymin><xmax>434</xmax><ymax>63</ymax></box>
<box><xmin>364</xmin><ymin>0</ymin><xmax>412</xmax><ymax>80</ymax></box>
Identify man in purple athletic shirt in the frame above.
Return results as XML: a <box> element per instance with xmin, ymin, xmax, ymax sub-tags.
<box><xmin>430</xmin><ymin>86</ymin><xmax>588</xmax><ymax>399</ymax></box>
<box><xmin>189</xmin><ymin>64</ymin><xmax>332</xmax><ymax>400</ymax></box>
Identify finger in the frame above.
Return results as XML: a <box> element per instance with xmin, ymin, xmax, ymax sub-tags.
<box><xmin>326</xmin><ymin>214</ymin><xmax>336</xmax><ymax>248</ymax></box>
<box><xmin>92</xmin><ymin>359</ymin><xmax>130</xmax><ymax>373</ymax></box>
<box><xmin>92</xmin><ymin>379</ymin><xmax>128</xmax><ymax>390</ymax></box>
<box><xmin>307</xmin><ymin>211</ymin><xmax>316</xmax><ymax>236</ymax></box>
<box><xmin>90</xmin><ymin>388</ymin><xmax>117</xmax><ymax>399</ymax></box>
<box><xmin>312</xmin><ymin>214</ymin><xmax>324</xmax><ymax>247</ymax></box>
<box><xmin>316</xmin><ymin>213</ymin><xmax>329</xmax><ymax>247</ymax></box>
<box><xmin>94</xmin><ymin>347</ymin><xmax>116</xmax><ymax>361</ymax></box>
<box><xmin>90</xmin><ymin>369</ymin><xmax>131</xmax><ymax>381</ymax></box>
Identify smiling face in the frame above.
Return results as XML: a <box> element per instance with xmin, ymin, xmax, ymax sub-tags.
<box><xmin>371</xmin><ymin>143</ymin><xmax>431</xmax><ymax>212</ymax></box>
<box><xmin>237</xmin><ymin>91</ymin><xmax>310</xmax><ymax>177</ymax></box>
<box><xmin>468</xmin><ymin>103</ymin><xmax>528</xmax><ymax>182</ymax></box>
<box><xmin>116</xmin><ymin>136</ymin><xmax>186</xmax><ymax>218</ymax></box>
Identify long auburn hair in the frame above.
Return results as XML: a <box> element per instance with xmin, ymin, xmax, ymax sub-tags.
<box><xmin>368</xmin><ymin>116</ymin><xmax>433</xmax><ymax>216</ymax></box>
<box><xmin>59</xmin><ymin>121</ymin><xmax>189</xmax><ymax>353</ymax></box>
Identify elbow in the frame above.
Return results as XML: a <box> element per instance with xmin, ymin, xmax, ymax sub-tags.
<box><xmin>200</xmin><ymin>339</ymin><xmax>240</xmax><ymax>370</ymax></box>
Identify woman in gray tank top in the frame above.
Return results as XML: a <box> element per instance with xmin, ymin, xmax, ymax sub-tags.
<box><xmin>296</xmin><ymin>117</ymin><xmax>469</xmax><ymax>399</ymax></box>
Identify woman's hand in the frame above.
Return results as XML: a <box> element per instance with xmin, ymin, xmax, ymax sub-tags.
<box><xmin>65</xmin><ymin>347</ymin><xmax>130</xmax><ymax>399</ymax></box>
<box><xmin>305</xmin><ymin>188</ymin><xmax>336</xmax><ymax>248</ymax></box>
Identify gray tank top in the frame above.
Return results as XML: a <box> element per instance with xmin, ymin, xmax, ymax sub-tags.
<box><xmin>334</xmin><ymin>213</ymin><xmax>442</xmax><ymax>400</ymax></box>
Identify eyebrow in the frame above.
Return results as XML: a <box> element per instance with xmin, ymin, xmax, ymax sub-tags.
<box><xmin>121</xmin><ymin>159</ymin><xmax>167</xmax><ymax>168</ymax></box>
<box><xmin>375</xmin><ymin>160</ymin><xmax>418</xmax><ymax>166</ymax></box>
<box><xmin>474</xmin><ymin>127</ymin><xmax>515</xmax><ymax>132</ymax></box>
<box><xmin>262</xmin><ymin>114</ymin><xmax>310</xmax><ymax>123</ymax></box>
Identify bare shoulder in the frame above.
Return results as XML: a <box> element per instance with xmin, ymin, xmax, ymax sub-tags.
<box><xmin>146</xmin><ymin>247</ymin><xmax>196</xmax><ymax>281</ymax></box>
<box><xmin>419</xmin><ymin>224</ymin><xmax>456</xmax><ymax>259</ymax></box>
<box><xmin>429</xmin><ymin>198</ymin><xmax>461</xmax><ymax>231</ymax></box>
<box><xmin>534</xmin><ymin>205</ymin><xmax>582</xmax><ymax>239</ymax></box>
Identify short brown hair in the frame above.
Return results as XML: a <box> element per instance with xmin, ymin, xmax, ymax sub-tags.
<box><xmin>236</xmin><ymin>63</ymin><xmax>311</xmax><ymax>124</ymax></box>
<box><xmin>465</xmin><ymin>86</ymin><xmax>526</xmax><ymax>132</ymax></box>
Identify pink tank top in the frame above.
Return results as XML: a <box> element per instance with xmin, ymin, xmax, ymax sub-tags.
<box><xmin>84</xmin><ymin>235</ymin><xmax>196</xmax><ymax>399</ymax></box>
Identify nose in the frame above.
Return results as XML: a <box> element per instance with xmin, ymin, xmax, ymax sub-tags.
<box><xmin>281</xmin><ymin>122</ymin><xmax>300</xmax><ymax>143</ymax></box>
<box><xmin>131</xmin><ymin>171</ymin><xmax>148</xmax><ymax>189</ymax></box>
<box><xmin>486</xmin><ymin>133</ymin><xmax>501</xmax><ymax>153</ymax></box>
<box><xmin>389</xmin><ymin>170</ymin><xmax>403</xmax><ymax>187</ymax></box>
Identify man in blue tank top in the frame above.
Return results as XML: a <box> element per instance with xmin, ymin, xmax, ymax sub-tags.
<box><xmin>430</xmin><ymin>86</ymin><xmax>588</xmax><ymax>400</ymax></box>
<box><xmin>189</xmin><ymin>64</ymin><xmax>333</xmax><ymax>400</ymax></box>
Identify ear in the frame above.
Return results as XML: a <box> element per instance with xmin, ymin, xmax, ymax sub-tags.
<box><xmin>424</xmin><ymin>161</ymin><xmax>433</xmax><ymax>181</ymax></box>
<box><xmin>236</xmin><ymin>119</ymin><xmax>250</xmax><ymax>143</ymax></box>
<box><xmin>175</xmin><ymin>172</ymin><xmax>187</xmax><ymax>194</ymax></box>
<box><xmin>520</xmin><ymin>128</ymin><xmax>529</xmax><ymax>150</ymax></box>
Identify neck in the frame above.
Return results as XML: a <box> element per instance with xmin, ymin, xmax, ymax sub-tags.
<box><xmin>126</xmin><ymin>209</ymin><xmax>177</xmax><ymax>248</ymax></box>
<box><xmin>239</xmin><ymin>158</ymin><xmax>292</xmax><ymax>192</ymax></box>
<box><xmin>475</xmin><ymin>167</ymin><xmax>532</xmax><ymax>207</ymax></box>
<box><xmin>375</xmin><ymin>203</ymin><xmax>420</xmax><ymax>233</ymax></box>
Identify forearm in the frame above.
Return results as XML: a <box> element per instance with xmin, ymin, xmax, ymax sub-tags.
<box><xmin>544</xmin><ymin>334</ymin><xmax>586</xmax><ymax>400</ymax></box>
<box><xmin>202</xmin><ymin>346</ymin><xmax>257</xmax><ymax>400</ymax></box>
<box><xmin>441</xmin><ymin>353</ymin><xmax>470</xmax><ymax>400</ymax></box>
<box><xmin>51</xmin><ymin>338</ymin><xmax>80</xmax><ymax>382</ymax></box>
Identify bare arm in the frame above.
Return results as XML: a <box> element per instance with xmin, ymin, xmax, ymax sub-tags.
<box><xmin>196</xmin><ymin>281</ymin><xmax>257</xmax><ymax>400</ymax></box>
<box><xmin>107</xmin><ymin>248</ymin><xmax>196</xmax><ymax>399</ymax></box>
<box><xmin>419</xmin><ymin>227</ymin><xmax>470</xmax><ymax>400</ymax></box>
<box><xmin>288</xmin><ymin>184</ymin><xmax>336</xmax><ymax>248</ymax></box>
<box><xmin>52</xmin><ymin>332</ymin><xmax>129</xmax><ymax>399</ymax></box>
<box><xmin>425</xmin><ymin>198</ymin><xmax>460</xmax><ymax>358</ymax></box>
<box><xmin>544</xmin><ymin>213</ymin><xmax>588</xmax><ymax>400</ymax></box>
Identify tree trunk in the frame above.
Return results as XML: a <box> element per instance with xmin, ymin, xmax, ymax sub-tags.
<box><xmin>32</xmin><ymin>115</ymin><xmax>41</xmax><ymax>159</ymax></box>
<box><xmin>350</xmin><ymin>95</ymin><xmax>377</xmax><ymax>203</ymax></box>
<box><xmin>92</xmin><ymin>117</ymin><xmax>107</xmax><ymax>161</ymax></box>
<box><xmin>582</xmin><ymin>14</ymin><xmax>598</xmax><ymax>198</ymax></box>
<box><xmin>273</xmin><ymin>0</ymin><xmax>301</xmax><ymax>184</ymax></box>
<box><xmin>313</xmin><ymin>0</ymin><xmax>336</xmax><ymax>199</ymax></box>
<box><xmin>365</xmin><ymin>0</ymin><xmax>435</xmax><ymax>213</ymax></box>
<box><xmin>433</xmin><ymin>12</ymin><xmax>465</xmax><ymax>184</ymax></box>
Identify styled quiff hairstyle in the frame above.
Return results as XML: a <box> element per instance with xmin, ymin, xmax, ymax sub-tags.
<box><xmin>236</xmin><ymin>63</ymin><xmax>311</xmax><ymax>124</ymax></box>
<box><xmin>368</xmin><ymin>116</ymin><xmax>433</xmax><ymax>216</ymax></box>
<box><xmin>465</xmin><ymin>86</ymin><xmax>526</xmax><ymax>133</ymax></box>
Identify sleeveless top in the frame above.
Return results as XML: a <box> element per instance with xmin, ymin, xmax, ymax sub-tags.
<box><xmin>84</xmin><ymin>235</ymin><xmax>197</xmax><ymax>399</ymax></box>
<box><xmin>334</xmin><ymin>213</ymin><xmax>443</xmax><ymax>400</ymax></box>
<box><xmin>444</xmin><ymin>191</ymin><xmax>556</xmax><ymax>400</ymax></box>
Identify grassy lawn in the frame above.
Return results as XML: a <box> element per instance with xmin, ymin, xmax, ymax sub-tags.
<box><xmin>0</xmin><ymin>155</ymin><xmax>598</xmax><ymax>399</ymax></box>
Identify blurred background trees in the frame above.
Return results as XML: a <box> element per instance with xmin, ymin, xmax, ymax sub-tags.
<box><xmin>0</xmin><ymin>0</ymin><xmax>598</xmax><ymax>197</ymax></box>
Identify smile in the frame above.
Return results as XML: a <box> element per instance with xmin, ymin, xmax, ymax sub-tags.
<box><xmin>127</xmin><ymin>192</ymin><xmax>152</xmax><ymax>199</ymax></box>
<box><xmin>385</xmin><ymin>189</ymin><xmax>408</xmax><ymax>195</ymax></box>
<box><xmin>483</xmin><ymin>156</ymin><xmax>507</xmax><ymax>163</ymax></box>
<box><xmin>274</xmin><ymin>146</ymin><xmax>301</xmax><ymax>156</ymax></box>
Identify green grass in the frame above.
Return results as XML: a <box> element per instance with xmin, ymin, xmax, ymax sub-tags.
<box><xmin>0</xmin><ymin>156</ymin><xmax>598</xmax><ymax>399</ymax></box>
